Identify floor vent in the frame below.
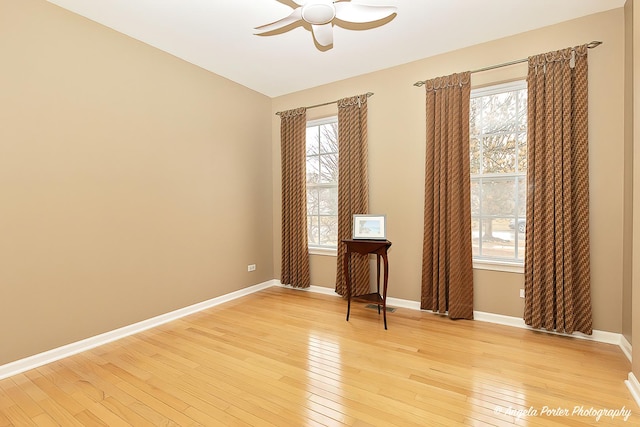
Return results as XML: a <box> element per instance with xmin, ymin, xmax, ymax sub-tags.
<box><xmin>365</xmin><ymin>304</ymin><xmax>396</xmax><ymax>313</ymax></box>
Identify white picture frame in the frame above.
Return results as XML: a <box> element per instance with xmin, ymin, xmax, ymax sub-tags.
<box><xmin>352</xmin><ymin>214</ymin><xmax>386</xmax><ymax>240</ymax></box>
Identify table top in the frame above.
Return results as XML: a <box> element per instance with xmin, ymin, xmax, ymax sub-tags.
<box><xmin>342</xmin><ymin>239</ymin><xmax>392</xmax><ymax>255</ymax></box>
<box><xmin>342</xmin><ymin>239</ymin><xmax>392</xmax><ymax>244</ymax></box>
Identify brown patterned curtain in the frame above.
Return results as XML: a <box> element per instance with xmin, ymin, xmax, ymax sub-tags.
<box><xmin>421</xmin><ymin>72</ymin><xmax>474</xmax><ymax>319</ymax></box>
<box><xmin>280</xmin><ymin>107</ymin><xmax>310</xmax><ymax>288</ymax></box>
<box><xmin>335</xmin><ymin>94</ymin><xmax>370</xmax><ymax>296</ymax></box>
<box><xmin>524</xmin><ymin>45</ymin><xmax>592</xmax><ymax>334</ymax></box>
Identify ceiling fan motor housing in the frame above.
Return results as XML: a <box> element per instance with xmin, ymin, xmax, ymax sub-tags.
<box><xmin>301</xmin><ymin>0</ymin><xmax>336</xmax><ymax>25</ymax></box>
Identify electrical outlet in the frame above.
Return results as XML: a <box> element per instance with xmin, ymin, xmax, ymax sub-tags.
<box><xmin>519</xmin><ymin>289</ymin><xmax>525</xmax><ymax>298</ymax></box>
<box><xmin>247</xmin><ymin>264</ymin><xmax>256</xmax><ymax>272</ymax></box>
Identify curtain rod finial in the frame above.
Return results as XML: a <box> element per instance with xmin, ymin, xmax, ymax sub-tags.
<box><xmin>414</xmin><ymin>81</ymin><xmax>425</xmax><ymax>87</ymax></box>
<box><xmin>587</xmin><ymin>41</ymin><xmax>603</xmax><ymax>49</ymax></box>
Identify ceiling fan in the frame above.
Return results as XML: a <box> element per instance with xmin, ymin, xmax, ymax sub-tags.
<box><xmin>255</xmin><ymin>0</ymin><xmax>397</xmax><ymax>48</ymax></box>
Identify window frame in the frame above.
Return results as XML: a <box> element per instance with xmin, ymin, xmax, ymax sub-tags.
<box><xmin>470</xmin><ymin>80</ymin><xmax>527</xmax><ymax>273</ymax></box>
<box><xmin>306</xmin><ymin>116</ymin><xmax>339</xmax><ymax>256</ymax></box>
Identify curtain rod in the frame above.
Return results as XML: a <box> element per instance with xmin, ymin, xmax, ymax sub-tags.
<box><xmin>276</xmin><ymin>92</ymin><xmax>374</xmax><ymax>116</ymax></box>
<box><xmin>413</xmin><ymin>41</ymin><xmax>603</xmax><ymax>87</ymax></box>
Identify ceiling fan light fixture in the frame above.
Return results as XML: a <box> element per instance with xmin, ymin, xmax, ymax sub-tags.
<box><xmin>301</xmin><ymin>2</ymin><xmax>336</xmax><ymax>25</ymax></box>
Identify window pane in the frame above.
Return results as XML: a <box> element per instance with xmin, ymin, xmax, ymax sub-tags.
<box><xmin>517</xmin><ymin>133</ymin><xmax>527</xmax><ymax>172</ymax></box>
<box><xmin>517</xmin><ymin>176</ymin><xmax>527</xmax><ymax>218</ymax></box>
<box><xmin>470</xmin><ymin>100</ymin><xmax>479</xmax><ymax>137</ymax></box>
<box><xmin>319</xmin><ymin>153</ymin><xmax>338</xmax><ymax>184</ymax></box>
<box><xmin>479</xmin><ymin>218</ymin><xmax>516</xmax><ymax>259</ymax></box>
<box><xmin>517</xmin><ymin>91</ymin><xmax>528</xmax><ymax>132</ymax></box>
<box><xmin>319</xmin><ymin>187</ymin><xmax>338</xmax><ymax>215</ymax></box>
<box><xmin>308</xmin><ymin>216</ymin><xmax>319</xmax><ymax>246</ymax></box>
<box><xmin>306</xmin><ymin>156</ymin><xmax>319</xmax><ymax>184</ymax></box>
<box><xmin>319</xmin><ymin>216</ymin><xmax>338</xmax><ymax>246</ymax></box>
<box><xmin>306</xmin><ymin>127</ymin><xmax>319</xmax><ymax>156</ymax></box>
<box><xmin>470</xmin><ymin>137</ymin><xmax>480</xmax><ymax>174</ymax></box>
<box><xmin>481</xmin><ymin>178</ymin><xmax>516</xmax><ymax>217</ymax></box>
<box><xmin>307</xmin><ymin>188</ymin><xmax>319</xmax><ymax>216</ymax></box>
<box><xmin>482</xmin><ymin>92</ymin><xmax>517</xmax><ymax>134</ymax></box>
<box><xmin>482</xmin><ymin>134</ymin><xmax>517</xmax><ymax>174</ymax></box>
<box><xmin>471</xmin><ymin>218</ymin><xmax>480</xmax><ymax>257</ymax></box>
<box><xmin>517</xmin><ymin>235</ymin><xmax>525</xmax><ymax>259</ymax></box>
<box><xmin>470</xmin><ymin>180</ymin><xmax>480</xmax><ymax>216</ymax></box>
<box><xmin>319</xmin><ymin>123</ymin><xmax>338</xmax><ymax>154</ymax></box>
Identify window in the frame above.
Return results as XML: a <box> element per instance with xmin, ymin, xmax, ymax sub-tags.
<box><xmin>470</xmin><ymin>81</ymin><xmax>527</xmax><ymax>265</ymax></box>
<box><xmin>306</xmin><ymin>117</ymin><xmax>339</xmax><ymax>253</ymax></box>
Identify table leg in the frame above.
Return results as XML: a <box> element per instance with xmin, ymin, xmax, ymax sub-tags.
<box><xmin>344</xmin><ymin>251</ymin><xmax>351</xmax><ymax>322</ymax></box>
<box><xmin>382</xmin><ymin>252</ymin><xmax>389</xmax><ymax>330</ymax></box>
<box><xmin>376</xmin><ymin>254</ymin><xmax>381</xmax><ymax>314</ymax></box>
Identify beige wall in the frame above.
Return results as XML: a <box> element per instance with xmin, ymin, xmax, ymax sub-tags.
<box><xmin>0</xmin><ymin>0</ymin><xmax>273</xmax><ymax>365</ymax></box>
<box><xmin>272</xmin><ymin>9</ymin><xmax>625</xmax><ymax>333</ymax></box>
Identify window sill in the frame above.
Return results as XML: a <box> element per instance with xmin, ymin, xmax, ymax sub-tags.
<box><xmin>309</xmin><ymin>247</ymin><xmax>337</xmax><ymax>257</ymax></box>
<box><xmin>473</xmin><ymin>260</ymin><xmax>524</xmax><ymax>274</ymax></box>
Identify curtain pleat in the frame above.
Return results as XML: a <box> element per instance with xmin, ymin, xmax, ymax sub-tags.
<box><xmin>280</xmin><ymin>107</ymin><xmax>310</xmax><ymax>288</ymax></box>
<box><xmin>524</xmin><ymin>45</ymin><xmax>592</xmax><ymax>334</ymax></box>
<box><xmin>421</xmin><ymin>72</ymin><xmax>474</xmax><ymax>320</ymax></box>
<box><xmin>335</xmin><ymin>95</ymin><xmax>370</xmax><ymax>297</ymax></box>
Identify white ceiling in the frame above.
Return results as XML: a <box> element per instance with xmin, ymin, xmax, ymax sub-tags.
<box><xmin>46</xmin><ymin>0</ymin><xmax>624</xmax><ymax>98</ymax></box>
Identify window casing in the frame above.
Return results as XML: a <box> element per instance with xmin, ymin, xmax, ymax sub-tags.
<box><xmin>306</xmin><ymin>117</ymin><xmax>339</xmax><ymax>254</ymax></box>
<box><xmin>470</xmin><ymin>81</ymin><xmax>527</xmax><ymax>267</ymax></box>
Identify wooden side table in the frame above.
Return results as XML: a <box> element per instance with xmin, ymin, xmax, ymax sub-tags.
<box><xmin>342</xmin><ymin>239</ymin><xmax>392</xmax><ymax>329</ymax></box>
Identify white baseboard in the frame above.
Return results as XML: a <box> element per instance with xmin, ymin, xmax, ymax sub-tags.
<box><xmin>473</xmin><ymin>311</ymin><xmax>625</xmax><ymax>347</ymax></box>
<box><xmin>626</xmin><ymin>373</ymin><xmax>640</xmax><ymax>408</ymax></box>
<box><xmin>473</xmin><ymin>311</ymin><xmax>528</xmax><ymax>329</ymax></box>
<box><xmin>0</xmin><ymin>279</ymin><xmax>277</xmax><ymax>381</ymax></box>
<box><xmin>386</xmin><ymin>296</ymin><xmax>422</xmax><ymax>310</ymax></box>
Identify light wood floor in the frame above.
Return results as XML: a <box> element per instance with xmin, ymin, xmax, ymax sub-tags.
<box><xmin>0</xmin><ymin>286</ymin><xmax>637</xmax><ymax>426</ymax></box>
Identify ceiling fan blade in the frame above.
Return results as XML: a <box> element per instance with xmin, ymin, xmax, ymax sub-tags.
<box><xmin>312</xmin><ymin>23</ymin><xmax>333</xmax><ymax>46</ymax></box>
<box><xmin>334</xmin><ymin>3</ymin><xmax>397</xmax><ymax>23</ymax></box>
<box><xmin>254</xmin><ymin>8</ymin><xmax>303</xmax><ymax>33</ymax></box>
